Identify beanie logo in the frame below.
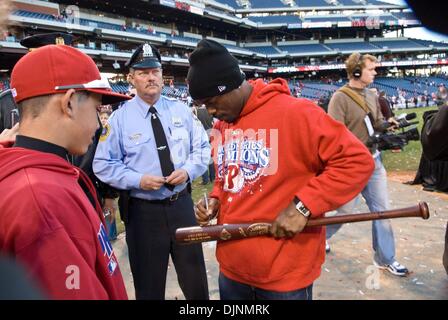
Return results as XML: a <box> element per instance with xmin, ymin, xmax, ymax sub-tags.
<box><xmin>218</xmin><ymin>86</ymin><xmax>226</xmax><ymax>93</ymax></box>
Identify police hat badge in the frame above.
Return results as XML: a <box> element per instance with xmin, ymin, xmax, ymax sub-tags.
<box><xmin>125</xmin><ymin>43</ymin><xmax>162</xmax><ymax>70</ymax></box>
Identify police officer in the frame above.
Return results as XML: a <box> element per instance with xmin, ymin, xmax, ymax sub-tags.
<box><xmin>93</xmin><ymin>43</ymin><xmax>211</xmax><ymax>300</ymax></box>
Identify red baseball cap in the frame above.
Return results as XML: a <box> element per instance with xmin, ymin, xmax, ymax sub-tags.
<box><xmin>10</xmin><ymin>44</ymin><xmax>131</xmax><ymax>105</ymax></box>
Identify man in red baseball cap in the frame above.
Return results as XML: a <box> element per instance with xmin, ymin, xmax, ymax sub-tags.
<box><xmin>0</xmin><ymin>44</ymin><xmax>130</xmax><ymax>299</ymax></box>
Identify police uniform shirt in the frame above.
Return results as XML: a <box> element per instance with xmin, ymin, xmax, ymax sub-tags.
<box><xmin>93</xmin><ymin>94</ymin><xmax>211</xmax><ymax>200</ymax></box>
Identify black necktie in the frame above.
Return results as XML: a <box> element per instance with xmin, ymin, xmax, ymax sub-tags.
<box><xmin>149</xmin><ymin>106</ymin><xmax>175</xmax><ymax>191</ymax></box>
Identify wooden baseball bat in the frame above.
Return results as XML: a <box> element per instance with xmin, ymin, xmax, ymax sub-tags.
<box><xmin>175</xmin><ymin>202</ymin><xmax>430</xmax><ymax>244</ymax></box>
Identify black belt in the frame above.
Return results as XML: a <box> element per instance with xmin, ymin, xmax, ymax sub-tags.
<box><xmin>131</xmin><ymin>187</ymin><xmax>189</xmax><ymax>205</ymax></box>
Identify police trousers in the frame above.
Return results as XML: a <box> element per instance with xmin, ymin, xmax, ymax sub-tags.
<box><xmin>125</xmin><ymin>193</ymin><xmax>209</xmax><ymax>300</ymax></box>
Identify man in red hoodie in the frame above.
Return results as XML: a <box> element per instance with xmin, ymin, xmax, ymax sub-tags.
<box><xmin>188</xmin><ymin>39</ymin><xmax>375</xmax><ymax>300</ymax></box>
<box><xmin>0</xmin><ymin>44</ymin><xmax>130</xmax><ymax>299</ymax></box>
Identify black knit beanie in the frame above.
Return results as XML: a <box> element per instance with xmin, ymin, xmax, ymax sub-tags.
<box><xmin>187</xmin><ymin>39</ymin><xmax>245</xmax><ymax>100</ymax></box>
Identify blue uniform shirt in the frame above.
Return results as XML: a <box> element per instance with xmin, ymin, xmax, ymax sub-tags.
<box><xmin>93</xmin><ymin>94</ymin><xmax>211</xmax><ymax>200</ymax></box>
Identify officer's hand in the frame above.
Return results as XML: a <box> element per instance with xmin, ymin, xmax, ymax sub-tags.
<box><xmin>270</xmin><ymin>201</ymin><xmax>309</xmax><ymax>238</ymax></box>
<box><xmin>165</xmin><ymin>169</ymin><xmax>189</xmax><ymax>185</ymax></box>
<box><xmin>140</xmin><ymin>174</ymin><xmax>166</xmax><ymax>191</ymax></box>
<box><xmin>0</xmin><ymin>123</ymin><xmax>19</xmax><ymax>143</ymax></box>
<box><xmin>103</xmin><ymin>197</ymin><xmax>118</xmax><ymax>222</ymax></box>
<box><xmin>195</xmin><ymin>197</ymin><xmax>220</xmax><ymax>226</ymax></box>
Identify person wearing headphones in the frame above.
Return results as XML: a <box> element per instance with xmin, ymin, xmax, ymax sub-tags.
<box><xmin>326</xmin><ymin>52</ymin><xmax>408</xmax><ymax>277</ymax></box>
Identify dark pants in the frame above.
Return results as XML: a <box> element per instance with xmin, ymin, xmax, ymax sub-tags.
<box><xmin>219</xmin><ymin>273</ymin><xmax>313</xmax><ymax>300</ymax></box>
<box><xmin>125</xmin><ymin>194</ymin><xmax>209</xmax><ymax>300</ymax></box>
<box><xmin>201</xmin><ymin>163</ymin><xmax>215</xmax><ymax>184</ymax></box>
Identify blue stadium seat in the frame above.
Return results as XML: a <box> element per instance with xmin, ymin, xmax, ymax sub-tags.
<box><xmin>217</xmin><ymin>0</ymin><xmax>243</xmax><ymax>8</ymax></box>
<box><xmin>325</xmin><ymin>41</ymin><xmax>379</xmax><ymax>52</ymax></box>
<box><xmin>370</xmin><ymin>39</ymin><xmax>427</xmax><ymax>50</ymax></box>
<box><xmin>277</xmin><ymin>43</ymin><xmax>331</xmax><ymax>54</ymax></box>
<box><xmin>250</xmin><ymin>0</ymin><xmax>288</xmax><ymax>9</ymax></box>
<box><xmin>246</xmin><ymin>46</ymin><xmax>279</xmax><ymax>55</ymax></box>
<box><xmin>293</xmin><ymin>0</ymin><xmax>332</xmax><ymax>7</ymax></box>
<box><xmin>392</xmin><ymin>12</ymin><xmax>418</xmax><ymax>20</ymax></box>
<box><xmin>411</xmin><ymin>38</ymin><xmax>448</xmax><ymax>48</ymax></box>
<box><xmin>303</xmin><ymin>16</ymin><xmax>351</xmax><ymax>23</ymax></box>
<box><xmin>248</xmin><ymin>15</ymin><xmax>301</xmax><ymax>24</ymax></box>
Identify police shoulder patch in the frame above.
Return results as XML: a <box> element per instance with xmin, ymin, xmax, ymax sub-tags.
<box><xmin>99</xmin><ymin>123</ymin><xmax>111</xmax><ymax>142</ymax></box>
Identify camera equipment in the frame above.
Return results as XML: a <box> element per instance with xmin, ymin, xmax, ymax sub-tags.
<box><xmin>367</xmin><ymin>112</ymin><xmax>420</xmax><ymax>151</ymax></box>
<box><xmin>394</xmin><ymin>112</ymin><xmax>418</xmax><ymax>128</ymax></box>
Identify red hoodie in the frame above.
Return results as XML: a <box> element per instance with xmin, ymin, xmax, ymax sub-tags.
<box><xmin>209</xmin><ymin>79</ymin><xmax>374</xmax><ymax>291</ymax></box>
<box><xmin>0</xmin><ymin>142</ymin><xmax>127</xmax><ymax>299</ymax></box>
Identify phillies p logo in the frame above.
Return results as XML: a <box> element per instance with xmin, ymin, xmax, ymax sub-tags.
<box><xmin>224</xmin><ymin>163</ymin><xmax>244</xmax><ymax>193</ymax></box>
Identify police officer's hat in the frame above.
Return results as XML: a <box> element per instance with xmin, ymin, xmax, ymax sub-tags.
<box><xmin>125</xmin><ymin>43</ymin><xmax>162</xmax><ymax>70</ymax></box>
<box><xmin>20</xmin><ymin>32</ymin><xmax>74</xmax><ymax>49</ymax></box>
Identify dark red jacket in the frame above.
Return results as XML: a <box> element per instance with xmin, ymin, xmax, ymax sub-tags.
<box><xmin>0</xmin><ymin>142</ymin><xmax>127</xmax><ymax>299</ymax></box>
<box><xmin>209</xmin><ymin>78</ymin><xmax>374</xmax><ymax>291</ymax></box>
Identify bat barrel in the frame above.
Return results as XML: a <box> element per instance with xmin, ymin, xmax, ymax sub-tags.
<box><xmin>175</xmin><ymin>202</ymin><xmax>430</xmax><ymax>244</ymax></box>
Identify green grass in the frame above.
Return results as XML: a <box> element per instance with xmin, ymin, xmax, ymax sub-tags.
<box><xmin>381</xmin><ymin>106</ymin><xmax>438</xmax><ymax>172</ymax></box>
<box><xmin>114</xmin><ymin>205</ymin><xmax>125</xmax><ymax>235</ymax></box>
<box><xmin>191</xmin><ymin>179</ymin><xmax>214</xmax><ymax>203</ymax></box>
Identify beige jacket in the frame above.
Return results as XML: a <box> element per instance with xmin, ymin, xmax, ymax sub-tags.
<box><xmin>328</xmin><ymin>85</ymin><xmax>384</xmax><ymax>153</ymax></box>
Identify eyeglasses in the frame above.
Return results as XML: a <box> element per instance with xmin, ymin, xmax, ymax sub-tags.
<box><xmin>54</xmin><ymin>78</ymin><xmax>112</xmax><ymax>91</ymax></box>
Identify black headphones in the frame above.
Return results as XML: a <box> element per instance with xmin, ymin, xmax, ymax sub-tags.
<box><xmin>352</xmin><ymin>53</ymin><xmax>363</xmax><ymax>79</ymax></box>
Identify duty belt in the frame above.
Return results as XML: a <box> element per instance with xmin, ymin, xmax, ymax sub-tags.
<box><xmin>132</xmin><ymin>187</ymin><xmax>189</xmax><ymax>205</ymax></box>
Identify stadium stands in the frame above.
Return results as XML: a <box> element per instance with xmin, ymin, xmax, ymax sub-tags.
<box><xmin>250</xmin><ymin>0</ymin><xmax>288</xmax><ymax>9</ymax></box>
<box><xmin>283</xmin><ymin>76</ymin><xmax>445</xmax><ymax>103</ymax></box>
<box><xmin>14</xmin><ymin>10</ymin><xmax>58</xmax><ymax>22</ymax></box>
<box><xmin>11</xmin><ymin>7</ymin><xmax>437</xmax><ymax>59</ymax></box>
<box><xmin>109</xmin><ymin>82</ymin><xmax>129</xmax><ymax>93</ymax></box>
<box><xmin>325</xmin><ymin>40</ymin><xmax>380</xmax><ymax>53</ymax></box>
<box><xmin>13</xmin><ymin>10</ymin><xmax>198</xmax><ymax>45</ymax></box>
<box><xmin>7</xmin><ymin>9</ymin><xmax>447</xmax><ymax>60</ymax></box>
<box><xmin>248</xmin><ymin>15</ymin><xmax>301</xmax><ymax>24</ymax></box>
<box><xmin>109</xmin><ymin>82</ymin><xmax>189</xmax><ymax>99</ymax></box>
<box><xmin>411</xmin><ymin>38</ymin><xmax>448</xmax><ymax>49</ymax></box>
<box><xmin>302</xmin><ymin>15</ymin><xmax>351</xmax><ymax>23</ymax></box>
<box><xmin>1</xmin><ymin>75</ymin><xmax>443</xmax><ymax>107</ymax></box>
<box><xmin>277</xmin><ymin>41</ymin><xmax>332</xmax><ymax>55</ymax></box>
<box><xmin>4</xmin><ymin>0</ymin><xmax>447</xmax><ymax>99</ymax></box>
<box><xmin>0</xmin><ymin>79</ymin><xmax>10</xmax><ymax>91</ymax></box>
<box><xmin>245</xmin><ymin>45</ymin><xmax>281</xmax><ymax>55</ymax></box>
<box><xmin>216</xmin><ymin>0</ymin><xmax>403</xmax><ymax>9</ymax></box>
<box><xmin>370</xmin><ymin>38</ymin><xmax>429</xmax><ymax>50</ymax></box>
<box><xmin>392</xmin><ymin>11</ymin><xmax>418</xmax><ymax>20</ymax></box>
<box><xmin>162</xmin><ymin>85</ymin><xmax>189</xmax><ymax>99</ymax></box>
<box><xmin>218</xmin><ymin>0</ymin><xmax>245</xmax><ymax>8</ymax></box>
